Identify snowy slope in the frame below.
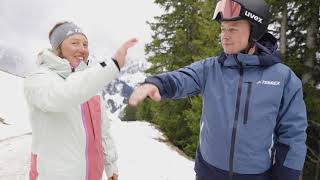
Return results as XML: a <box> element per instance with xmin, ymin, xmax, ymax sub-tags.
<box><xmin>0</xmin><ymin>68</ymin><xmax>195</xmax><ymax>180</ymax></box>
<box><xmin>112</xmin><ymin>120</ymin><xmax>195</xmax><ymax>180</ymax></box>
<box><xmin>0</xmin><ymin>71</ymin><xmax>31</xmax><ymax>141</ymax></box>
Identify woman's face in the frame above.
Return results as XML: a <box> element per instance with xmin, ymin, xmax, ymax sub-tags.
<box><xmin>60</xmin><ymin>34</ymin><xmax>89</xmax><ymax>68</ymax></box>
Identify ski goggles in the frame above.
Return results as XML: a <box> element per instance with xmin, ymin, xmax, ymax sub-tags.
<box><xmin>213</xmin><ymin>0</ymin><xmax>242</xmax><ymax>21</ymax></box>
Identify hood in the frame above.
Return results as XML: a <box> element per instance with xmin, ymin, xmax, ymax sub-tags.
<box><xmin>37</xmin><ymin>49</ymin><xmax>88</xmax><ymax>79</ymax></box>
<box><xmin>218</xmin><ymin>32</ymin><xmax>281</xmax><ymax>67</ymax></box>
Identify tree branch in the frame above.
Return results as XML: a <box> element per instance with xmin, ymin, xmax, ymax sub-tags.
<box><xmin>306</xmin><ymin>154</ymin><xmax>319</xmax><ymax>164</ymax></box>
<box><xmin>309</xmin><ymin>120</ymin><xmax>320</xmax><ymax>128</ymax></box>
<box><xmin>307</xmin><ymin>145</ymin><xmax>320</xmax><ymax>161</ymax></box>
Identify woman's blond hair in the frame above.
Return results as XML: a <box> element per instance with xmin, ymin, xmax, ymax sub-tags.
<box><xmin>48</xmin><ymin>21</ymin><xmax>69</xmax><ymax>57</ymax></box>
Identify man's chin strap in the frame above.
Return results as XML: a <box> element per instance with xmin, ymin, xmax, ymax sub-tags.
<box><xmin>242</xmin><ymin>24</ymin><xmax>257</xmax><ymax>54</ymax></box>
<box><xmin>241</xmin><ymin>41</ymin><xmax>256</xmax><ymax>55</ymax></box>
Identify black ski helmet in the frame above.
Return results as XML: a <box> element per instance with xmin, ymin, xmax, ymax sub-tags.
<box><xmin>213</xmin><ymin>0</ymin><xmax>271</xmax><ymax>42</ymax></box>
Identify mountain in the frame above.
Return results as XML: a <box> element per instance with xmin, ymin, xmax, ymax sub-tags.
<box><xmin>102</xmin><ymin>58</ymin><xmax>149</xmax><ymax>114</ymax></box>
<box><xmin>0</xmin><ymin>44</ymin><xmax>35</xmax><ymax>78</ymax></box>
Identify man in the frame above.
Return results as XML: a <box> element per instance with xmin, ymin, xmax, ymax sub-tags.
<box><xmin>129</xmin><ymin>0</ymin><xmax>307</xmax><ymax>180</ymax></box>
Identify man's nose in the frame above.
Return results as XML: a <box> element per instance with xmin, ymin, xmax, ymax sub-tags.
<box><xmin>221</xmin><ymin>33</ymin><xmax>230</xmax><ymax>40</ymax></box>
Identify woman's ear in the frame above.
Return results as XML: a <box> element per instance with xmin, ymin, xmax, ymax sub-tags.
<box><xmin>53</xmin><ymin>46</ymin><xmax>63</xmax><ymax>58</ymax></box>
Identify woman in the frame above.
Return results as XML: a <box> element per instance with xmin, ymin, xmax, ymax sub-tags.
<box><xmin>24</xmin><ymin>21</ymin><xmax>137</xmax><ymax>180</ymax></box>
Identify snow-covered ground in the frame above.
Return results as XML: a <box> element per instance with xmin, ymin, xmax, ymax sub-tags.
<box><xmin>0</xmin><ymin>71</ymin><xmax>30</xmax><ymax>140</ymax></box>
<box><xmin>111</xmin><ymin>120</ymin><xmax>195</xmax><ymax>180</ymax></box>
<box><xmin>0</xmin><ymin>70</ymin><xmax>195</xmax><ymax>180</ymax></box>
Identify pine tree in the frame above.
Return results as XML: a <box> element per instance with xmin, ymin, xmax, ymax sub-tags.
<box><xmin>137</xmin><ymin>0</ymin><xmax>221</xmax><ymax>157</ymax></box>
<box><xmin>134</xmin><ymin>1</ymin><xmax>320</xmax><ymax>178</ymax></box>
<box><xmin>267</xmin><ymin>0</ymin><xmax>320</xmax><ymax>178</ymax></box>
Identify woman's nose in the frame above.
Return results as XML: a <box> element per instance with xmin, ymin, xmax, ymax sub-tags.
<box><xmin>78</xmin><ymin>45</ymin><xmax>88</xmax><ymax>52</ymax></box>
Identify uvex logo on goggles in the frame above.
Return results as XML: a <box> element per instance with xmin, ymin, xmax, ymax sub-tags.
<box><xmin>244</xmin><ymin>10</ymin><xmax>263</xmax><ymax>24</ymax></box>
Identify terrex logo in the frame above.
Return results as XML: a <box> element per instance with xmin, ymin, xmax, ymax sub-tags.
<box><xmin>244</xmin><ymin>11</ymin><xmax>263</xmax><ymax>24</ymax></box>
<box><xmin>257</xmin><ymin>80</ymin><xmax>280</xmax><ymax>86</ymax></box>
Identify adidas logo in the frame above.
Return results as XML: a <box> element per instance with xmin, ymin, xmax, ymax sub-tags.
<box><xmin>66</xmin><ymin>28</ymin><xmax>83</xmax><ymax>36</ymax></box>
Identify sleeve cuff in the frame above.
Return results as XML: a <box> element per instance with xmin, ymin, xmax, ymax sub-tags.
<box><xmin>112</xmin><ymin>58</ymin><xmax>120</xmax><ymax>71</ymax></box>
<box><xmin>144</xmin><ymin>76</ymin><xmax>164</xmax><ymax>95</ymax></box>
<box><xmin>99</xmin><ymin>58</ymin><xmax>120</xmax><ymax>72</ymax></box>
<box><xmin>272</xmin><ymin>165</ymin><xmax>301</xmax><ymax>180</ymax></box>
<box><xmin>105</xmin><ymin>163</ymin><xmax>119</xmax><ymax>178</ymax></box>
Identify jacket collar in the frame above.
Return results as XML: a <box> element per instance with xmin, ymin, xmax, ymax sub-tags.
<box><xmin>37</xmin><ymin>49</ymin><xmax>88</xmax><ymax>79</ymax></box>
<box><xmin>218</xmin><ymin>33</ymin><xmax>281</xmax><ymax>67</ymax></box>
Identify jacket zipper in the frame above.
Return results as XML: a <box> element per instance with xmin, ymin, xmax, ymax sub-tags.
<box><xmin>244</xmin><ymin>82</ymin><xmax>252</xmax><ymax>125</ymax></box>
<box><xmin>87</xmin><ymin>102</ymin><xmax>96</xmax><ymax>140</ymax></box>
<box><xmin>229</xmin><ymin>59</ymin><xmax>244</xmax><ymax>179</ymax></box>
<box><xmin>71</xmin><ymin>68</ymin><xmax>95</xmax><ymax>140</ymax></box>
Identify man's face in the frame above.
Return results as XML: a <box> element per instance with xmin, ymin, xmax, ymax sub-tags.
<box><xmin>220</xmin><ymin>20</ymin><xmax>250</xmax><ymax>54</ymax></box>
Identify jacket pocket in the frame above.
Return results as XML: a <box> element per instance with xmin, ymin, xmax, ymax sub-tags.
<box><xmin>244</xmin><ymin>82</ymin><xmax>252</xmax><ymax>124</ymax></box>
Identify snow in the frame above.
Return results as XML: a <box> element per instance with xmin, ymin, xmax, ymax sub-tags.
<box><xmin>112</xmin><ymin>120</ymin><xmax>195</xmax><ymax>180</ymax></box>
<box><xmin>0</xmin><ymin>71</ymin><xmax>31</xmax><ymax>140</ymax></box>
<box><xmin>0</xmin><ymin>135</ymin><xmax>31</xmax><ymax>180</ymax></box>
<box><xmin>119</xmin><ymin>58</ymin><xmax>149</xmax><ymax>84</ymax></box>
<box><xmin>121</xmin><ymin>71</ymin><xmax>146</xmax><ymax>87</ymax></box>
<box><xmin>104</xmin><ymin>92</ymin><xmax>125</xmax><ymax>113</ymax></box>
<box><xmin>0</xmin><ymin>71</ymin><xmax>195</xmax><ymax>180</ymax></box>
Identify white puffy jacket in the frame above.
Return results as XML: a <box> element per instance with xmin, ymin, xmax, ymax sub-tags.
<box><xmin>24</xmin><ymin>49</ymin><xmax>119</xmax><ymax>180</ymax></box>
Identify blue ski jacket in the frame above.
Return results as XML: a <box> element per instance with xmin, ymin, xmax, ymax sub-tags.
<box><xmin>145</xmin><ymin>33</ymin><xmax>307</xmax><ymax>180</ymax></box>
